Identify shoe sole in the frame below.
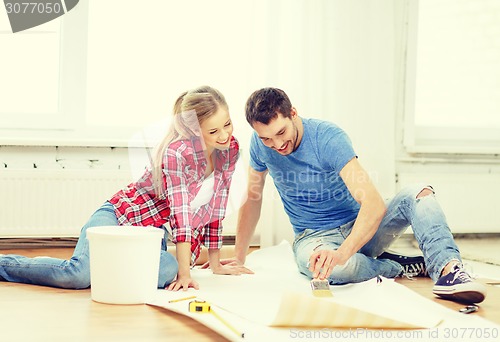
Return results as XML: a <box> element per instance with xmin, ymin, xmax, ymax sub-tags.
<box><xmin>433</xmin><ymin>284</ymin><xmax>486</xmax><ymax>304</ymax></box>
<box><xmin>433</xmin><ymin>290</ymin><xmax>485</xmax><ymax>304</ymax></box>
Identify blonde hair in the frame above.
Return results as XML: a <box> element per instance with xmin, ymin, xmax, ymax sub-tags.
<box><xmin>152</xmin><ymin>86</ymin><xmax>228</xmax><ymax>197</ymax></box>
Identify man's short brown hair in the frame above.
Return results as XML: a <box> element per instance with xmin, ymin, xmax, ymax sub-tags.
<box><xmin>245</xmin><ymin>87</ymin><xmax>293</xmax><ymax>125</ymax></box>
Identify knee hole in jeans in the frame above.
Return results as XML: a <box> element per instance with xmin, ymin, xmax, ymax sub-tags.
<box><xmin>416</xmin><ymin>186</ymin><xmax>435</xmax><ymax>199</ymax></box>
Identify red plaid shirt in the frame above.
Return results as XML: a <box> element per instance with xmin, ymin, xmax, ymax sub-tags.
<box><xmin>109</xmin><ymin>136</ymin><xmax>239</xmax><ymax>265</ymax></box>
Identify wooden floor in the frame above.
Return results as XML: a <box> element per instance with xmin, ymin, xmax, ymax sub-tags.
<box><xmin>0</xmin><ymin>247</ymin><xmax>227</xmax><ymax>341</ymax></box>
<box><xmin>396</xmin><ymin>277</ymin><xmax>500</xmax><ymax>325</ymax></box>
<box><xmin>1</xmin><ymin>247</ymin><xmax>499</xmax><ymax>341</ymax></box>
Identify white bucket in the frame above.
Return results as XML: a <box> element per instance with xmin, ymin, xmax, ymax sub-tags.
<box><xmin>86</xmin><ymin>226</ymin><xmax>164</xmax><ymax>304</ymax></box>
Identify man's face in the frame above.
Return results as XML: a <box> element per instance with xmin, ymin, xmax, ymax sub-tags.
<box><xmin>252</xmin><ymin>109</ymin><xmax>299</xmax><ymax>156</ymax></box>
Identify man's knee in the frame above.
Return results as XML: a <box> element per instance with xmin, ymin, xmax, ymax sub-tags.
<box><xmin>416</xmin><ymin>186</ymin><xmax>434</xmax><ymax>199</ymax></box>
<box><xmin>327</xmin><ymin>260</ymin><xmax>360</xmax><ymax>284</ymax></box>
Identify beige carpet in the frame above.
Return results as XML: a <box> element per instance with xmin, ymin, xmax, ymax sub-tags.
<box><xmin>392</xmin><ymin>235</ymin><xmax>500</xmax><ymax>266</ymax></box>
<box><xmin>454</xmin><ymin>238</ymin><xmax>500</xmax><ymax>266</ymax></box>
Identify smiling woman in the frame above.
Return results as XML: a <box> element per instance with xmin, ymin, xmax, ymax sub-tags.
<box><xmin>200</xmin><ymin>109</ymin><xmax>233</xmax><ymax>152</ymax></box>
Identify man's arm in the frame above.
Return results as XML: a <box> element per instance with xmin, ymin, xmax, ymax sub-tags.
<box><xmin>234</xmin><ymin>167</ymin><xmax>268</xmax><ymax>264</ymax></box>
<box><xmin>309</xmin><ymin>157</ymin><xmax>386</xmax><ymax>279</ymax></box>
<box><xmin>336</xmin><ymin>157</ymin><xmax>386</xmax><ymax>259</ymax></box>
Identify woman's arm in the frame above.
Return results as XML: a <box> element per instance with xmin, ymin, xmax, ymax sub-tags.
<box><xmin>163</xmin><ymin>143</ymin><xmax>199</xmax><ymax>290</ymax></box>
<box><xmin>166</xmin><ymin>242</ymin><xmax>199</xmax><ymax>291</ymax></box>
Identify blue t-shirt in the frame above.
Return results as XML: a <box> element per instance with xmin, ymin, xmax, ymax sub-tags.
<box><xmin>249</xmin><ymin>118</ymin><xmax>360</xmax><ymax>235</ymax></box>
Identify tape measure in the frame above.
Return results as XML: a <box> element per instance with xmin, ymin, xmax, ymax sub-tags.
<box><xmin>188</xmin><ymin>300</ymin><xmax>211</xmax><ymax>313</ymax></box>
<box><xmin>188</xmin><ymin>300</ymin><xmax>245</xmax><ymax>338</ymax></box>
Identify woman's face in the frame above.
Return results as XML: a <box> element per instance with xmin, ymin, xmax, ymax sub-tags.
<box><xmin>199</xmin><ymin>107</ymin><xmax>233</xmax><ymax>152</ymax></box>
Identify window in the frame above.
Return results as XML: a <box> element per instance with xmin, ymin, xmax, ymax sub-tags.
<box><xmin>403</xmin><ymin>0</ymin><xmax>500</xmax><ymax>154</ymax></box>
<box><xmin>0</xmin><ymin>10</ymin><xmax>62</xmax><ymax>128</ymax></box>
<box><xmin>0</xmin><ymin>1</ymin><xmax>87</xmax><ymax>143</ymax></box>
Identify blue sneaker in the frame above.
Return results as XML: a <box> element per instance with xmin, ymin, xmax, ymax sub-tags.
<box><xmin>378</xmin><ymin>251</ymin><xmax>428</xmax><ymax>278</ymax></box>
<box><xmin>432</xmin><ymin>264</ymin><xmax>486</xmax><ymax>304</ymax></box>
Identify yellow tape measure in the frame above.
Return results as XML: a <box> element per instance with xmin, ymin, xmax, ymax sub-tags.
<box><xmin>188</xmin><ymin>300</ymin><xmax>211</xmax><ymax>313</ymax></box>
<box><xmin>188</xmin><ymin>300</ymin><xmax>244</xmax><ymax>338</ymax></box>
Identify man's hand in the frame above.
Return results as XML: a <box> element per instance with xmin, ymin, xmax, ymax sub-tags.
<box><xmin>210</xmin><ymin>264</ymin><xmax>254</xmax><ymax>275</ymax></box>
<box><xmin>308</xmin><ymin>249</ymin><xmax>348</xmax><ymax>280</ymax></box>
<box><xmin>200</xmin><ymin>258</ymin><xmax>244</xmax><ymax>269</ymax></box>
<box><xmin>200</xmin><ymin>258</ymin><xmax>254</xmax><ymax>274</ymax></box>
<box><xmin>166</xmin><ymin>277</ymin><xmax>199</xmax><ymax>291</ymax></box>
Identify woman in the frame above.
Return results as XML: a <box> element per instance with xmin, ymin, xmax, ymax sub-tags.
<box><xmin>0</xmin><ymin>86</ymin><xmax>250</xmax><ymax>291</ymax></box>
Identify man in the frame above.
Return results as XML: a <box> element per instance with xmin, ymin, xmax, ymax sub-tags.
<box><xmin>231</xmin><ymin>87</ymin><xmax>486</xmax><ymax>304</ymax></box>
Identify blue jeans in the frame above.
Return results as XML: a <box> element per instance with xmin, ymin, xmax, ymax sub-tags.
<box><xmin>0</xmin><ymin>202</ymin><xmax>178</xmax><ymax>289</ymax></box>
<box><xmin>293</xmin><ymin>184</ymin><xmax>461</xmax><ymax>284</ymax></box>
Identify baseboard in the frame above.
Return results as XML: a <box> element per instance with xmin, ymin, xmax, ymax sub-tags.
<box><xmin>0</xmin><ymin>237</ymin><xmax>78</xmax><ymax>249</ymax></box>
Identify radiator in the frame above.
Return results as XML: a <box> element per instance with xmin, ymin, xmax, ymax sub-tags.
<box><xmin>3</xmin><ymin>169</ymin><xmax>496</xmax><ymax>239</ymax></box>
<box><xmin>0</xmin><ymin>167</ymin><xmax>264</xmax><ymax>243</ymax></box>
<box><xmin>0</xmin><ymin>169</ymin><xmax>133</xmax><ymax>237</ymax></box>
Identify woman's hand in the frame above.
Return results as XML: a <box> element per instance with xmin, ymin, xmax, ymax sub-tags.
<box><xmin>166</xmin><ymin>276</ymin><xmax>199</xmax><ymax>291</ymax></box>
<box><xmin>169</xmin><ymin>242</ymin><xmax>198</xmax><ymax>291</ymax></box>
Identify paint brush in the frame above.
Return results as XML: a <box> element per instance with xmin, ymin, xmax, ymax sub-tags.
<box><xmin>310</xmin><ymin>278</ymin><xmax>333</xmax><ymax>297</ymax></box>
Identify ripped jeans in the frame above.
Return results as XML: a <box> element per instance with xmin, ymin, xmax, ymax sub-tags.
<box><xmin>292</xmin><ymin>184</ymin><xmax>461</xmax><ymax>284</ymax></box>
